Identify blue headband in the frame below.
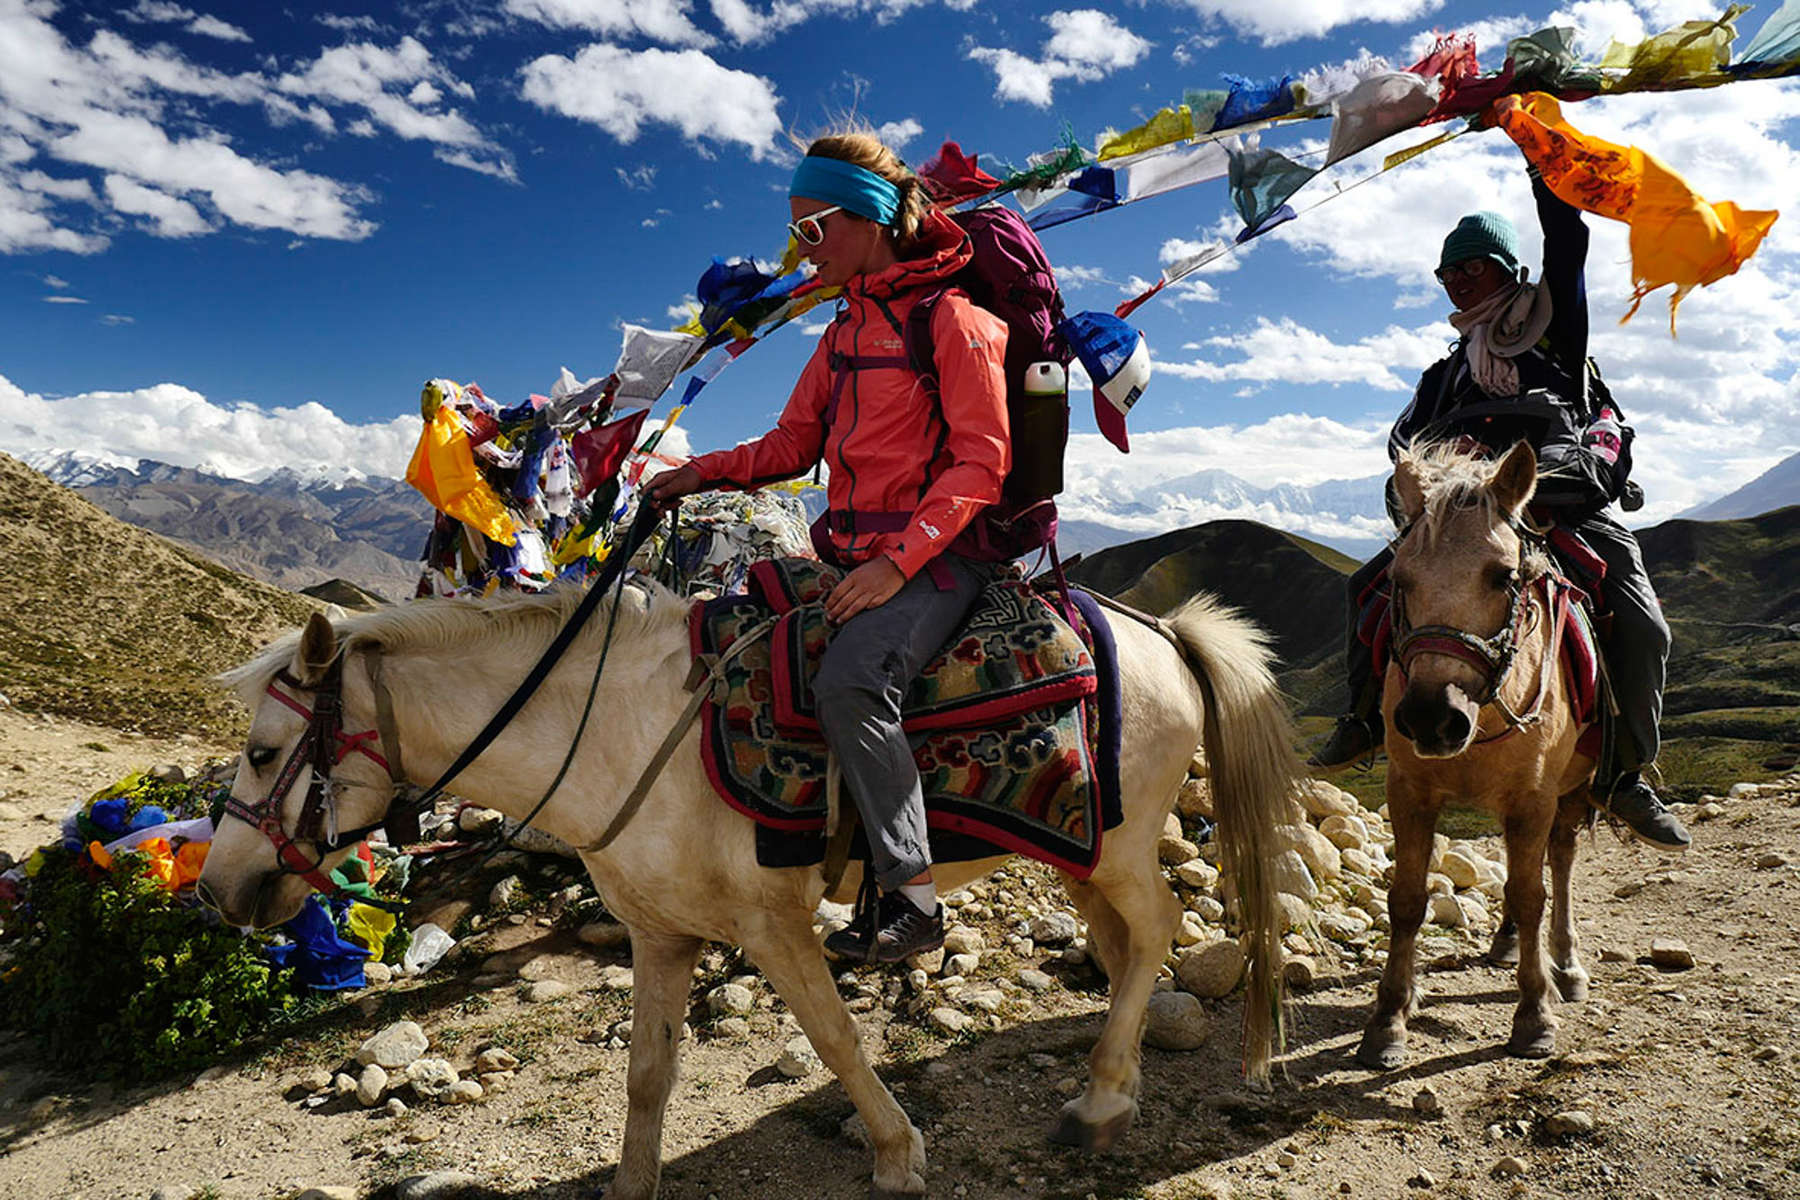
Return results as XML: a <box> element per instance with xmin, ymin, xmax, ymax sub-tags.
<box><xmin>789</xmin><ymin>155</ymin><xmax>901</xmax><ymax>226</ymax></box>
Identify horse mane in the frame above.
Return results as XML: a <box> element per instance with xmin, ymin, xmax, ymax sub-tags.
<box><xmin>217</xmin><ymin>578</ymin><xmax>690</xmax><ymax>700</ymax></box>
<box><xmin>1396</xmin><ymin>441</ymin><xmax>1551</xmax><ymax>581</ymax></box>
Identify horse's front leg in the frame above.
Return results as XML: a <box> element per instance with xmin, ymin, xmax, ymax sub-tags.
<box><xmin>1358</xmin><ymin>787</ymin><xmax>1434</xmax><ymax>1070</ymax></box>
<box><xmin>611</xmin><ymin>929</ymin><xmax>705</xmax><ymax>1200</ymax></box>
<box><xmin>1545</xmin><ymin>793</ymin><xmax>1589</xmax><ymax>1002</ymax></box>
<box><xmin>740</xmin><ymin>912</ymin><xmax>927</xmax><ymax>1198</ymax></box>
<box><xmin>1502</xmin><ymin>806</ymin><xmax>1558</xmax><ymax>1057</ymax></box>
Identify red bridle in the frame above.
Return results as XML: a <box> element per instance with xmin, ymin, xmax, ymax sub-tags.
<box><xmin>220</xmin><ymin>654</ymin><xmax>406</xmax><ymax>909</ymax></box>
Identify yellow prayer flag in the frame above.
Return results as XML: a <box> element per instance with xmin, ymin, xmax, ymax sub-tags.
<box><xmin>405</xmin><ymin>404</ymin><xmax>519</xmax><ymax>544</ymax></box>
<box><xmin>1098</xmin><ymin>106</ymin><xmax>1195</xmax><ymax>161</ymax></box>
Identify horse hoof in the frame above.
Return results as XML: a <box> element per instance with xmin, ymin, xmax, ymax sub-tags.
<box><xmin>1507</xmin><ymin>1026</ymin><xmax>1557</xmax><ymax>1059</ymax></box>
<box><xmin>1355</xmin><ymin>1029</ymin><xmax>1407</xmax><ymax>1071</ymax></box>
<box><xmin>1552</xmin><ymin>966</ymin><xmax>1590</xmax><ymax>1003</ymax></box>
<box><xmin>1048</xmin><ymin>1100</ymin><xmax>1137</xmax><ymax>1151</ymax></box>
<box><xmin>870</xmin><ymin>1171</ymin><xmax>927</xmax><ymax>1199</ymax></box>
<box><xmin>1487</xmin><ymin>931</ymin><xmax>1521</xmax><ymax>966</ymax></box>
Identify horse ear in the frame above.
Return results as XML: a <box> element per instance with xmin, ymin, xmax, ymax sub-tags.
<box><xmin>1490</xmin><ymin>441</ymin><xmax>1538</xmax><ymax>516</ymax></box>
<box><xmin>1392</xmin><ymin>457</ymin><xmax>1426</xmax><ymax>524</ymax></box>
<box><xmin>294</xmin><ymin>611</ymin><xmax>338</xmax><ymax>683</ymax></box>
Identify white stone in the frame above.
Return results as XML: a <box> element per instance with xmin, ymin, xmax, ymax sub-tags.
<box><xmin>1028</xmin><ymin>912</ymin><xmax>1079</xmax><ymax>946</ymax></box>
<box><xmin>1269</xmin><ymin>849</ymin><xmax>1318</xmax><ymax>901</ymax></box>
<box><xmin>405</xmin><ymin>1058</ymin><xmax>459</xmax><ymax>1102</ymax></box>
<box><xmin>458</xmin><ymin>806</ymin><xmax>505</xmax><ymax>835</ymax></box>
<box><xmin>946</xmin><ymin>952</ymin><xmax>981</xmax><ymax>977</ymax></box>
<box><xmin>525</xmin><ymin>980</ymin><xmax>573</xmax><ymax>1003</ymax></box>
<box><xmin>1440</xmin><ymin>850</ymin><xmax>1483</xmax><ymax>890</ymax></box>
<box><xmin>777</xmin><ymin>1035</ymin><xmax>822</xmax><ymax>1079</ymax></box>
<box><xmin>963</xmin><ymin>988</ymin><xmax>1006</xmax><ymax>1014</ymax></box>
<box><xmin>1282</xmin><ymin>954</ymin><xmax>1316</xmax><ymax>991</ymax></box>
<box><xmin>929</xmin><ymin>1007</ymin><xmax>972</xmax><ymax>1034</ymax></box>
<box><xmin>1173</xmin><ymin>859</ymin><xmax>1218</xmax><ymax>889</ymax></box>
<box><xmin>446</xmin><ymin>1080</ymin><xmax>484</xmax><ymax>1105</ymax></box>
<box><xmin>1275</xmin><ymin>893</ymin><xmax>1311</xmax><ymax>931</ymax></box>
<box><xmin>1175</xmin><ymin>939</ymin><xmax>1244</xmax><ymax>999</ymax></box>
<box><xmin>1143</xmin><ymin>991</ymin><xmax>1211</xmax><ymax>1050</ymax></box>
<box><xmin>1427</xmin><ymin>893</ymin><xmax>1468</xmax><ymax>928</ymax></box>
<box><xmin>1339</xmin><ymin>848</ymin><xmax>1376</xmax><ymax>878</ymax></box>
<box><xmin>357</xmin><ymin>1021</ymin><xmax>429</xmax><ymax>1070</ymax></box>
<box><xmin>1158</xmin><ymin>834</ymin><xmax>1200</xmax><ymax>865</ymax></box>
<box><xmin>1319</xmin><ymin>814</ymin><xmax>1370</xmax><ymax>851</ymax></box>
<box><xmin>943</xmin><ymin>928</ymin><xmax>984</xmax><ymax>956</ymax></box>
<box><xmin>488</xmin><ymin>875</ymin><xmax>522</xmax><ymax>909</ymax></box>
<box><xmin>1176</xmin><ymin>778</ymin><xmax>1213</xmax><ymax>820</ymax></box>
<box><xmin>1017</xmin><ymin>969</ymin><xmax>1053</xmax><ymax>992</ymax></box>
<box><xmin>1189</xmin><ymin>894</ymin><xmax>1225</xmax><ymax>923</ymax></box>
<box><xmin>1294</xmin><ymin>778</ymin><xmax>1357</xmax><ymax>819</ymax></box>
<box><xmin>1174</xmin><ymin>912</ymin><xmax>1207</xmax><ymax>947</ymax></box>
<box><xmin>707</xmin><ymin>983</ymin><xmax>756</xmax><ymax>1016</ymax></box>
<box><xmin>577</xmin><ymin>921</ymin><xmax>630</xmax><ymax>950</ymax></box>
<box><xmin>475</xmin><ymin>1048</ymin><xmax>518</xmax><ymax>1074</ymax></box>
<box><xmin>1428</xmin><ymin>833</ymin><xmax>1449</xmax><ymax>872</ymax></box>
<box><xmin>1278</xmin><ymin>822</ymin><xmax>1342</xmax><ymax>880</ymax></box>
<box><xmin>356</xmin><ymin>1064</ymin><xmax>388</xmax><ymax>1107</ymax></box>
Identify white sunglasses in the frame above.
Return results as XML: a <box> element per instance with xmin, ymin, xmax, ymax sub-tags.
<box><xmin>787</xmin><ymin>205</ymin><xmax>844</xmax><ymax>246</ymax></box>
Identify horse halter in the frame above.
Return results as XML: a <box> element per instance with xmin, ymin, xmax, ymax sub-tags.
<box><xmin>1389</xmin><ymin>517</ymin><xmax>1538</xmax><ymax>708</ymax></box>
<box><xmin>220</xmin><ymin>648</ymin><xmax>411</xmax><ymax>910</ymax></box>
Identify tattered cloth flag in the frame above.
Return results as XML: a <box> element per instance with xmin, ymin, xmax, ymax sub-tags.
<box><xmin>570</xmin><ymin>407</ymin><xmax>651</xmax><ymax>497</ymax></box>
<box><xmin>406</xmin><ymin>385</ymin><xmax>519</xmax><ymax>544</ymax></box>
<box><xmin>1491</xmin><ymin>92</ymin><xmax>1779</xmax><ymax>331</ymax></box>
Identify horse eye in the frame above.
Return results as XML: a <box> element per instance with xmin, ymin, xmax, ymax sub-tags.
<box><xmin>1489</xmin><ymin>567</ymin><xmax>1517</xmax><ymax>591</ymax></box>
<box><xmin>247</xmin><ymin>746</ymin><xmax>278</xmax><ymax>770</ymax></box>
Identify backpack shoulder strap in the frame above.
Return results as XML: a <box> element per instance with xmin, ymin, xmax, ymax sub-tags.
<box><xmin>901</xmin><ymin>287</ymin><xmax>949</xmax><ymax>390</ymax></box>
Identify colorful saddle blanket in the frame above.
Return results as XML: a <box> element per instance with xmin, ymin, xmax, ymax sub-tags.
<box><xmin>1359</xmin><ymin>568</ymin><xmax>1601</xmax><ymax>732</ymax></box>
<box><xmin>692</xmin><ymin>557</ymin><xmax>1122</xmax><ymax>878</ymax></box>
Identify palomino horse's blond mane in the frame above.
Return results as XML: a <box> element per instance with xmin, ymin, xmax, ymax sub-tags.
<box><xmin>1395</xmin><ymin>441</ymin><xmax>1551</xmax><ymax>580</ymax></box>
<box><xmin>217</xmin><ymin>580</ymin><xmax>688</xmax><ymax>700</ymax></box>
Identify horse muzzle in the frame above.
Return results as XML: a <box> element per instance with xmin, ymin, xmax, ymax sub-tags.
<box><xmin>195</xmin><ymin>861</ymin><xmax>310</xmax><ymax>930</ymax></box>
<box><xmin>1392</xmin><ymin>682</ymin><xmax>1478</xmax><ymax>758</ymax></box>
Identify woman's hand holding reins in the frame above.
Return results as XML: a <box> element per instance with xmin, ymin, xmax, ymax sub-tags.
<box><xmin>643</xmin><ymin>464</ymin><xmax>704</xmax><ymax>512</ymax></box>
<box><xmin>825</xmin><ymin>556</ymin><xmax>906</xmax><ymax>624</ymax></box>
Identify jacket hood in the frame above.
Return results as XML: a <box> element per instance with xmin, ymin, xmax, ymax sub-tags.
<box><xmin>848</xmin><ymin>208</ymin><xmax>972</xmax><ymax>302</ymax></box>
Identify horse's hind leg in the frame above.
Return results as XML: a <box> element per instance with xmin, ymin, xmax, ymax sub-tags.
<box><xmin>740</xmin><ymin>913</ymin><xmax>927</xmax><ymax>1198</ymax></box>
<box><xmin>1502</xmin><ymin>807</ymin><xmax>1559</xmax><ymax>1058</ymax></box>
<box><xmin>1049</xmin><ymin>858</ymin><xmax>1180</xmax><ymax>1150</ymax></box>
<box><xmin>612</xmin><ymin>929</ymin><xmax>705</xmax><ymax>1200</ymax></box>
<box><xmin>1358</xmin><ymin>788</ymin><xmax>1433</xmax><ymax>1070</ymax></box>
<box><xmin>1547</xmin><ymin>793</ymin><xmax>1589</xmax><ymax>1002</ymax></box>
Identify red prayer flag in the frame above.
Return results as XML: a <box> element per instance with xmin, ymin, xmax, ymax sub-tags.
<box><xmin>569</xmin><ymin>408</ymin><xmax>650</xmax><ymax>497</ymax></box>
<box><xmin>921</xmin><ymin>140</ymin><xmax>1002</xmax><ymax>205</ymax></box>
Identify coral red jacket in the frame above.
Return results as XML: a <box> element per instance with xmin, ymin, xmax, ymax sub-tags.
<box><xmin>686</xmin><ymin>210</ymin><xmax>1010</xmax><ymax>580</ymax></box>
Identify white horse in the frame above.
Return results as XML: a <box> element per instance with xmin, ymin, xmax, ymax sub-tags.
<box><xmin>199</xmin><ymin>579</ymin><xmax>1296</xmax><ymax>1198</ymax></box>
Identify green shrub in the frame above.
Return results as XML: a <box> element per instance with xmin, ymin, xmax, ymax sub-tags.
<box><xmin>0</xmin><ymin>848</ymin><xmax>296</xmax><ymax>1081</ymax></box>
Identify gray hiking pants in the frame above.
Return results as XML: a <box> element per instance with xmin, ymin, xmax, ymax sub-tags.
<box><xmin>1342</xmin><ymin>510</ymin><xmax>1669</xmax><ymax>783</ymax></box>
<box><xmin>814</xmin><ymin>552</ymin><xmax>998</xmax><ymax>892</ymax></box>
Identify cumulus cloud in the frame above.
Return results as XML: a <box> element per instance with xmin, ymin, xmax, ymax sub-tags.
<box><xmin>1171</xmin><ymin>0</ymin><xmax>1446</xmax><ymax>45</ymax></box>
<box><xmin>0</xmin><ymin>3</ymin><xmax>517</xmax><ymax>252</ymax></box>
<box><xmin>875</xmin><ymin>117</ymin><xmax>923</xmax><ymax>149</ymax></box>
<box><xmin>711</xmin><ymin>0</ymin><xmax>967</xmax><ymax>45</ymax></box>
<box><xmin>505</xmin><ymin>0</ymin><xmax>715</xmax><ymax>46</ymax></box>
<box><xmin>1154</xmin><ymin>317</ymin><xmax>1446</xmax><ymax>390</ymax></box>
<box><xmin>520</xmin><ymin>44</ymin><xmax>784</xmax><ymax>159</ymax></box>
<box><xmin>0</xmin><ymin>372</ymin><xmax>423</xmax><ymax>481</ymax></box>
<box><xmin>121</xmin><ymin>1</ymin><xmax>251</xmax><ymax>42</ymax></box>
<box><xmin>969</xmin><ymin>9</ymin><xmax>1151</xmax><ymax>107</ymax></box>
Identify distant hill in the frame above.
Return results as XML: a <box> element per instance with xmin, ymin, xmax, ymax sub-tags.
<box><xmin>1070</xmin><ymin>508</ymin><xmax>1800</xmax><ymax>735</ymax></box>
<box><xmin>0</xmin><ymin>452</ymin><xmax>320</xmax><ymax>737</ymax></box>
<box><xmin>23</xmin><ymin>450</ymin><xmax>429</xmax><ymax>602</ymax></box>
<box><xmin>1681</xmin><ymin>451</ymin><xmax>1800</xmax><ymax>522</ymax></box>
<box><xmin>1068</xmin><ymin>520</ymin><xmax>1360</xmax><ymax>715</ymax></box>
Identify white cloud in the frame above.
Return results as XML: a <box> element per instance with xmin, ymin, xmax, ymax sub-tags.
<box><xmin>43</xmin><ymin>294</ymin><xmax>87</xmax><ymax>303</ymax></box>
<box><xmin>616</xmin><ymin>163</ymin><xmax>658</xmax><ymax>190</ymax></box>
<box><xmin>101</xmin><ymin>313</ymin><xmax>134</xmax><ymax>325</ymax></box>
<box><xmin>505</xmin><ymin>0</ymin><xmax>716</xmax><ymax>46</ymax></box>
<box><xmin>1057</xmin><ymin>263</ymin><xmax>1111</xmax><ymax>288</ymax></box>
<box><xmin>1170</xmin><ymin>0</ymin><xmax>1445</xmax><ymax>46</ymax></box>
<box><xmin>969</xmin><ymin>9</ymin><xmax>1151</xmax><ymax>107</ymax></box>
<box><xmin>520</xmin><ymin>44</ymin><xmax>784</xmax><ymax>159</ymax></box>
<box><xmin>875</xmin><ymin>117</ymin><xmax>923</xmax><ymax>149</ymax></box>
<box><xmin>42</xmin><ymin>273</ymin><xmax>69</xmax><ymax>287</ymax></box>
<box><xmin>1155</xmin><ymin>317</ymin><xmax>1446</xmax><ymax>390</ymax></box>
<box><xmin>1404</xmin><ymin>15</ymin><xmax>1537</xmax><ymax>64</ymax></box>
<box><xmin>186</xmin><ymin>14</ymin><xmax>251</xmax><ymax>42</ymax></box>
<box><xmin>0</xmin><ymin>372</ymin><xmax>423</xmax><ymax>482</ymax></box>
<box><xmin>104</xmin><ymin>173</ymin><xmax>213</xmax><ymax>236</ymax></box>
<box><xmin>710</xmin><ymin>0</ymin><xmax>961</xmax><ymax>45</ymax></box>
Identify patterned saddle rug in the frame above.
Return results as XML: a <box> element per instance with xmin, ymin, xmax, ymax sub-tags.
<box><xmin>692</xmin><ymin>557</ymin><xmax>1122</xmax><ymax>878</ymax></box>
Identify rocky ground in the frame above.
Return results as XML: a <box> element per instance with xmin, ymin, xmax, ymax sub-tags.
<box><xmin>0</xmin><ymin>703</ymin><xmax>1797</xmax><ymax>1200</ymax></box>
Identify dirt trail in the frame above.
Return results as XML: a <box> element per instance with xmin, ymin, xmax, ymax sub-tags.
<box><xmin>0</xmin><ymin>710</ymin><xmax>1796</xmax><ymax>1200</ymax></box>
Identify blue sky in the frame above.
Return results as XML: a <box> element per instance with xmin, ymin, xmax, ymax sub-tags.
<box><xmin>3</xmin><ymin>0</ymin><xmax>1798</xmax><ymax>543</ymax></box>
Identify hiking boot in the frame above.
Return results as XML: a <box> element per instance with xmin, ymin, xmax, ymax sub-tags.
<box><xmin>822</xmin><ymin>891</ymin><xmax>944</xmax><ymax>964</ymax></box>
<box><xmin>1597</xmin><ymin>778</ymin><xmax>1691</xmax><ymax>853</ymax></box>
<box><xmin>1309</xmin><ymin>713</ymin><xmax>1381</xmax><ymax>770</ymax></box>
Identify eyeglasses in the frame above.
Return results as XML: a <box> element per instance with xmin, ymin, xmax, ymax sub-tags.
<box><xmin>787</xmin><ymin>205</ymin><xmax>844</xmax><ymax>247</ymax></box>
<box><xmin>1435</xmin><ymin>259</ymin><xmax>1490</xmax><ymax>284</ymax></box>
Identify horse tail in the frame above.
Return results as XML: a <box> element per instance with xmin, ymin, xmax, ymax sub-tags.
<box><xmin>1165</xmin><ymin>592</ymin><xmax>1300</xmax><ymax>1089</ymax></box>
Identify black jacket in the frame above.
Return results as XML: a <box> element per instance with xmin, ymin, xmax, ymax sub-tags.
<box><xmin>1389</xmin><ymin>176</ymin><xmax>1618</xmax><ymax>516</ymax></box>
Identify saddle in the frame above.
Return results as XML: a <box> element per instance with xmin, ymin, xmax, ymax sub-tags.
<box><xmin>1358</xmin><ymin>528</ymin><xmax>1605</xmax><ymax>756</ymax></box>
<box><xmin>690</xmin><ymin>558</ymin><xmax>1123</xmax><ymax>878</ymax></box>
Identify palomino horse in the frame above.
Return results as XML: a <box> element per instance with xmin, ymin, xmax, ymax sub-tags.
<box><xmin>198</xmin><ymin>577</ymin><xmax>1296</xmax><ymax>1198</ymax></box>
<box><xmin>1358</xmin><ymin>441</ymin><xmax>1595</xmax><ymax>1070</ymax></box>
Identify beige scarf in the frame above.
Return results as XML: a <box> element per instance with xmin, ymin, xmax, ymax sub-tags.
<box><xmin>1447</xmin><ymin>278</ymin><xmax>1554</xmax><ymax>397</ymax></box>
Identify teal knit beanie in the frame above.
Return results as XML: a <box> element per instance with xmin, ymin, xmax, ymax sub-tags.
<box><xmin>1439</xmin><ymin>210</ymin><xmax>1522</xmax><ymax>276</ymax></box>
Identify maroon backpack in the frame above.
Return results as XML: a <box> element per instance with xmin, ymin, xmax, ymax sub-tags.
<box><xmin>905</xmin><ymin>205</ymin><xmax>1072</xmax><ymax>561</ymax></box>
